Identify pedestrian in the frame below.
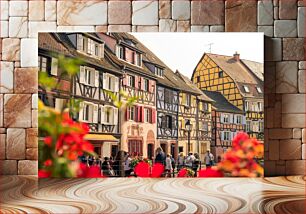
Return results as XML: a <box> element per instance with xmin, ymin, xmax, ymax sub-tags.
<box><xmin>204</xmin><ymin>150</ymin><xmax>214</xmax><ymax>168</ymax></box>
<box><xmin>102</xmin><ymin>157</ymin><xmax>113</xmax><ymax>176</ymax></box>
<box><xmin>193</xmin><ymin>153</ymin><xmax>200</xmax><ymax>177</ymax></box>
<box><xmin>185</xmin><ymin>152</ymin><xmax>195</xmax><ymax>169</ymax></box>
<box><xmin>124</xmin><ymin>152</ymin><xmax>132</xmax><ymax>177</ymax></box>
<box><xmin>155</xmin><ymin>147</ymin><xmax>166</xmax><ymax>165</ymax></box>
<box><xmin>177</xmin><ymin>152</ymin><xmax>185</xmax><ymax>171</ymax></box>
<box><xmin>165</xmin><ymin>154</ymin><xmax>172</xmax><ymax>177</ymax></box>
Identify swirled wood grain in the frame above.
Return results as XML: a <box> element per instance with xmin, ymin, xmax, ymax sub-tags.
<box><xmin>0</xmin><ymin>176</ymin><xmax>305</xmax><ymax>214</ymax></box>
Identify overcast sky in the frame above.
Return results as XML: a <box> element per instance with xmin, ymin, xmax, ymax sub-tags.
<box><xmin>132</xmin><ymin>33</ymin><xmax>264</xmax><ymax>78</ymax></box>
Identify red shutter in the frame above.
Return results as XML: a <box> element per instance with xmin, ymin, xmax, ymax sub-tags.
<box><xmin>136</xmin><ymin>105</ymin><xmax>140</xmax><ymax>122</ymax></box>
<box><xmin>151</xmin><ymin>108</ymin><xmax>156</xmax><ymax>124</ymax></box>
<box><xmin>135</xmin><ymin>76</ymin><xmax>139</xmax><ymax>89</ymax></box>
<box><xmin>123</xmin><ymin>74</ymin><xmax>127</xmax><ymax>86</ymax></box>
<box><xmin>141</xmin><ymin>106</ymin><xmax>145</xmax><ymax>122</ymax></box>
<box><xmin>150</xmin><ymin>80</ymin><xmax>155</xmax><ymax>93</ymax></box>
<box><xmin>125</xmin><ymin>107</ymin><xmax>129</xmax><ymax>121</ymax></box>
<box><xmin>140</xmin><ymin>77</ymin><xmax>144</xmax><ymax>90</ymax></box>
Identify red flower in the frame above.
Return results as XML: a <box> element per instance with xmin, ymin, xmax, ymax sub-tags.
<box><xmin>44</xmin><ymin>136</ymin><xmax>52</xmax><ymax>147</ymax></box>
<box><xmin>232</xmin><ymin>132</ymin><xmax>249</xmax><ymax>149</ymax></box>
<box><xmin>177</xmin><ymin>168</ymin><xmax>187</xmax><ymax>177</ymax></box>
<box><xmin>134</xmin><ymin>161</ymin><xmax>150</xmax><ymax>177</ymax></box>
<box><xmin>81</xmin><ymin>141</ymin><xmax>94</xmax><ymax>153</ymax></box>
<box><xmin>44</xmin><ymin>159</ymin><xmax>53</xmax><ymax>167</ymax></box>
<box><xmin>38</xmin><ymin>169</ymin><xmax>51</xmax><ymax>178</ymax></box>
<box><xmin>151</xmin><ymin>163</ymin><xmax>164</xmax><ymax>178</ymax></box>
<box><xmin>77</xmin><ymin>163</ymin><xmax>103</xmax><ymax>178</ymax></box>
<box><xmin>198</xmin><ymin>168</ymin><xmax>224</xmax><ymax>177</ymax></box>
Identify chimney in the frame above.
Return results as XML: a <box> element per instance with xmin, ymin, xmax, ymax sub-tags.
<box><xmin>233</xmin><ymin>51</ymin><xmax>240</xmax><ymax>61</ymax></box>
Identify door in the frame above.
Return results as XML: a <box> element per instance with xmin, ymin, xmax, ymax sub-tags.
<box><xmin>147</xmin><ymin>144</ymin><xmax>154</xmax><ymax>160</ymax></box>
<box><xmin>160</xmin><ymin>143</ymin><xmax>167</xmax><ymax>154</ymax></box>
<box><xmin>111</xmin><ymin>145</ymin><xmax>118</xmax><ymax>158</ymax></box>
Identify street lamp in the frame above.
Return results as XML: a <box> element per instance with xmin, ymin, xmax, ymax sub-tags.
<box><xmin>185</xmin><ymin>120</ymin><xmax>192</xmax><ymax>154</ymax></box>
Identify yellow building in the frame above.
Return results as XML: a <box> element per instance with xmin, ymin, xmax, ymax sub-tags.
<box><xmin>175</xmin><ymin>71</ymin><xmax>214</xmax><ymax>161</ymax></box>
<box><xmin>191</xmin><ymin>53</ymin><xmax>264</xmax><ymax>141</ymax></box>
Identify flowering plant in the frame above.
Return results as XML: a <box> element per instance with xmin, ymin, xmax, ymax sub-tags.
<box><xmin>177</xmin><ymin>167</ymin><xmax>195</xmax><ymax>177</ymax></box>
<box><xmin>134</xmin><ymin>162</ymin><xmax>164</xmax><ymax>177</ymax></box>
<box><xmin>38</xmin><ymin>100</ymin><xmax>101</xmax><ymax>178</ymax></box>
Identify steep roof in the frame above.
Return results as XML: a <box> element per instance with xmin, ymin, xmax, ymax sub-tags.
<box><xmin>175</xmin><ymin>71</ymin><xmax>214</xmax><ymax>102</ymax></box>
<box><xmin>202</xmin><ymin>53</ymin><xmax>264</xmax><ymax>98</ymax></box>
<box><xmin>202</xmin><ymin>90</ymin><xmax>244</xmax><ymax>114</ymax></box>
<box><xmin>241</xmin><ymin>59</ymin><xmax>264</xmax><ymax>81</ymax></box>
<box><xmin>38</xmin><ymin>33</ymin><xmax>123</xmax><ymax>75</ymax></box>
<box><xmin>118</xmin><ymin>33</ymin><xmax>201</xmax><ymax>94</ymax></box>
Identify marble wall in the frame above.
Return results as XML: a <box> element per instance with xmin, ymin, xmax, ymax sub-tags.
<box><xmin>0</xmin><ymin>0</ymin><xmax>305</xmax><ymax>176</ymax></box>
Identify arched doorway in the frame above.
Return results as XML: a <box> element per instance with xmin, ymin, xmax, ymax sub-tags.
<box><xmin>146</xmin><ymin>130</ymin><xmax>155</xmax><ymax>159</ymax></box>
<box><xmin>147</xmin><ymin>144</ymin><xmax>154</xmax><ymax>159</ymax></box>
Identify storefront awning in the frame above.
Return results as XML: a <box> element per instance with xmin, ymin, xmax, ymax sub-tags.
<box><xmin>84</xmin><ymin>134</ymin><xmax>118</xmax><ymax>142</ymax></box>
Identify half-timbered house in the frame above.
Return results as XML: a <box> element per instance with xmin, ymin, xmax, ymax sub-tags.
<box><xmin>175</xmin><ymin>71</ymin><xmax>214</xmax><ymax>162</ymax></box>
<box><xmin>99</xmin><ymin>33</ymin><xmax>158</xmax><ymax>159</ymax></box>
<box><xmin>38</xmin><ymin>33</ymin><xmax>73</xmax><ymax>111</ymax></box>
<box><xmin>191</xmin><ymin>53</ymin><xmax>264</xmax><ymax>141</ymax></box>
<box><xmin>61</xmin><ymin>33</ymin><xmax>124</xmax><ymax>158</ymax></box>
<box><xmin>203</xmin><ymin>91</ymin><xmax>245</xmax><ymax>161</ymax></box>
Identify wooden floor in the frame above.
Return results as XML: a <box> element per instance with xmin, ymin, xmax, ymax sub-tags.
<box><xmin>0</xmin><ymin>176</ymin><xmax>305</xmax><ymax>214</ymax></box>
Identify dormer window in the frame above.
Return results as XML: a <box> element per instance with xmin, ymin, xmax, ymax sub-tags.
<box><xmin>256</xmin><ymin>86</ymin><xmax>262</xmax><ymax>93</ymax></box>
<box><xmin>135</xmin><ymin>53</ymin><xmax>142</xmax><ymax>67</ymax></box>
<box><xmin>116</xmin><ymin>45</ymin><xmax>125</xmax><ymax>60</ymax></box>
<box><xmin>155</xmin><ymin>67</ymin><xmax>164</xmax><ymax>77</ymax></box>
<box><xmin>76</xmin><ymin>34</ymin><xmax>104</xmax><ymax>58</ymax></box>
<box><xmin>243</xmin><ymin>85</ymin><xmax>250</xmax><ymax>93</ymax></box>
<box><xmin>218</xmin><ymin>71</ymin><xmax>223</xmax><ymax>78</ymax></box>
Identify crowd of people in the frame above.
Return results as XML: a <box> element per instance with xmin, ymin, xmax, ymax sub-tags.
<box><xmin>79</xmin><ymin>148</ymin><xmax>216</xmax><ymax>177</ymax></box>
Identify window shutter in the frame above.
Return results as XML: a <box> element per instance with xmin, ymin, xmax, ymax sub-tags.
<box><xmin>233</xmin><ymin>115</ymin><xmax>237</xmax><ymax>124</ymax></box>
<box><xmin>103</xmin><ymin>73</ymin><xmax>108</xmax><ymax>89</ymax></box>
<box><xmin>135</xmin><ymin>76</ymin><xmax>139</xmax><ymax>89</ymax></box>
<box><xmin>114</xmin><ymin>76</ymin><xmax>119</xmax><ymax>92</ymax></box>
<box><xmin>87</xmin><ymin>39</ymin><xmax>91</xmax><ymax>54</ymax></box>
<box><xmin>51</xmin><ymin>58</ymin><xmax>58</xmax><ymax>76</ymax></box>
<box><xmin>182</xmin><ymin>93</ymin><xmax>186</xmax><ymax>105</ymax></box>
<box><xmin>151</xmin><ymin>108</ymin><xmax>156</xmax><ymax>124</ymax></box>
<box><xmin>78</xmin><ymin>102</ymin><xmax>84</xmax><ymax>122</ymax></box>
<box><xmin>220</xmin><ymin>131</ymin><xmax>224</xmax><ymax>140</ymax></box>
<box><xmin>95</xmin><ymin>70</ymin><xmax>99</xmax><ymax>87</ymax></box>
<box><xmin>242</xmin><ymin>116</ymin><xmax>246</xmax><ymax>125</ymax></box>
<box><xmin>93</xmin><ymin>104</ymin><xmax>99</xmax><ymax>123</ymax></box>
<box><xmin>109</xmin><ymin>107</ymin><xmax>114</xmax><ymax>124</ymax></box>
<box><xmin>125</xmin><ymin>107</ymin><xmax>129</xmax><ymax>121</ymax></box>
<box><xmin>99</xmin><ymin>43</ymin><xmax>104</xmax><ymax>58</ymax></box>
<box><xmin>79</xmin><ymin>66</ymin><xmax>85</xmax><ymax>84</ymax></box>
<box><xmin>77</xmin><ymin>34</ymin><xmax>84</xmax><ymax>51</ymax></box>
<box><xmin>100</xmin><ymin>106</ymin><xmax>105</xmax><ymax>123</ymax></box>
<box><xmin>113</xmin><ymin>107</ymin><xmax>118</xmax><ymax>125</ymax></box>
<box><xmin>141</xmin><ymin>106</ymin><xmax>145</xmax><ymax>123</ymax></box>
<box><xmin>122</xmin><ymin>74</ymin><xmax>127</xmax><ymax>86</ymax></box>
<box><xmin>220</xmin><ymin>113</ymin><xmax>224</xmax><ymax>123</ymax></box>
<box><xmin>136</xmin><ymin>106</ymin><xmax>141</xmax><ymax>122</ymax></box>
<box><xmin>140</xmin><ymin>77</ymin><xmax>144</xmax><ymax>90</ymax></box>
<box><xmin>171</xmin><ymin>116</ymin><xmax>176</xmax><ymax>129</ymax></box>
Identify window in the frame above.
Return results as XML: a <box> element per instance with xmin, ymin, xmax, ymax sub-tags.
<box><xmin>144</xmin><ymin>108</ymin><xmax>152</xmax><ymax>123</ymax></box>
<box><xmin>258</xmin><ymin>102</ymin><xmax>263</xmax><ymax>112</ymax></box>
<box><xmin>135</xmin><ymin>53</ymin><xmax>142</xmax><ymax>66</ymax></box>
<box><xmin>259</xmin><ymin>120</ymin><xmax>264</xmax><ymax>132</ymax></box>
<box><xmin>164</xmin><ymin>89</ymin><xmax>172</xmax><ymax>103</ymax></box>
<box><xmin>186</xmin><ymin>95</ymin><xmax>191</xmax><ymax>106</ymax></box>
<box><xmin>197</xmin><ymin>76</ymin><xmax>200</xmax><ymax>82</ymax></box>
<box><xmin>243</xmin><ymin>85</ymin><xmax>250</xmax><ymax>93</ymax></box>
<box><xmin>246</xmin><ymin>120</ymin><xmax>251</xmax><ymax>132</ymax></box>
<box><xmin>223</xmin><ymin>114</ymin><xmax>230</xmax><ymax>123</ymax></box>
<box><xmin>105</xmin><ymin>108</ymin><xmax>111</xmax><ymax>124</ymax></box>
<box><xmin>155</xmin><ymin>67</ymin><xmax>164</xmax><ymax>77</ymax></box>
<box><xmin>256</xmin><ymin>86</ymin><xmax>262</xmax><ymax>93</ymax></box>
<box><xmin>38</xmin><ymin>56</ymin><xmax>50</xmax><ymax>73</ymax></box>
<box><xmin>84</xmin><ymin>68</ymin><xmax>95</xmax><ymax>86</ymax></box>
<box><xmin>116</xmin><ymin>45</ymin><xmax>125</xmax><ymax>60</ymax></box>
<box><xmin>127</xmin><ymin>75</ymin><xmax>135</xmax><ymax>87</ymax></box>
<box><xmin>83</xmin><ymin>103</ymin><xmax>93</xmax><ymax>122</ymax></box>
<box><xmin>201</xmin><ymin>121</ymin><xmax>208</xmax><ymax>131</ymax></box>
<box><xmin>128</xmin><ymin>140</ymin><xmax>143</xmax><ymax>156</ymax></box>
<box><xmin>252</xmin><ymin>121</ymin><xmax>259</xmax><ymax>132</ymax></box>
<box><xmin>95</xmin><ymin>43</ymin><xmax>100</xmax><ymax>56</ymax></box>
<box><xmin>236</xmin><ymin>115</ymin><xmax>242</xmax><ymax>124</ymax></box>
<box><xmin>223</xmin><ymin>131</ymin><xmax>231</xmax><ymax>141</ymax></box>
<box><xmin>218</xmin><ymin>71</ymin><xmax>223</xmax><ymax>78</ymax></box>
<box><xmin>202</xmin><ymin>102</ymin><xmax>208</xmax><ymax>111</ymax></box>
<box><xmin>166</xmin><ymin>115</ymin><xmax>172</xmax><ymax>129</ymax></box>
<box><xmin>144</xmin><ymin>79</ymin><xmax>149</xmax><ymax>91</ymax></box>
<box><xmin>245</xmin><ymin>101</ymin><xmax>249</xmax><ymax>111</ymax></box>
<box><xmin>128</xmin><ymin>106</ymin><xmax>135</xmax><ymax>121</ymax></box>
